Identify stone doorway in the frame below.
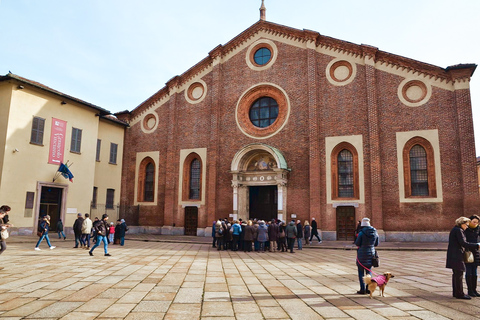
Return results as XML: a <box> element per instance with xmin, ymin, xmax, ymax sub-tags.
<box><xmin>249</xmin><ymin>185</ymin><xmax>277</xmax><ymax>221</ymax></box>
<box><xmin>230</xmin><ymin>143</ymin><xmax>290</xmax><ymax>222</ymax></box>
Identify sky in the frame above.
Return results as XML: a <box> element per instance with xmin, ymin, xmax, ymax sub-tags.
<box><xmin>1</xmin><ymin>0</ymin><xmax>480</xmax><ymax>153</ymax></box>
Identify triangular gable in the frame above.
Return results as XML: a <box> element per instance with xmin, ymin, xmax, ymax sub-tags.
<box><xmin>123</xmin><ymin>20</ymin><xmax>474</xmax><ymax>124</ymax></box>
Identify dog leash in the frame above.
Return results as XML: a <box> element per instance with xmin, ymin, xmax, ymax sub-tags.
<box><xmin>356</xmin><ymin>257</ymin><xmax>380</xmax><ymax>276</ymax></box>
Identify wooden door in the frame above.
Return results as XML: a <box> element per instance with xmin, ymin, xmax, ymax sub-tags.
<box><xmin>184</xmin><ymin>206</ymin><xmax>198</xmax><ymax>236</ymax></box>
<box><xmin>336</xmin><ymin>206</ymin><xmax>355</xmax><ymax>241</ymax></box>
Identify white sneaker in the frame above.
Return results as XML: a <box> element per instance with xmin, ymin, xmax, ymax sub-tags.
<box><xmin>50</xmin><ymin>246</ymin><xmax>56</xmax><ymax>250</ymax></box>
<box><xmin>34</xmin><ymin>247</ymin><xmax>41</xmax><ymax>251</ymax></box>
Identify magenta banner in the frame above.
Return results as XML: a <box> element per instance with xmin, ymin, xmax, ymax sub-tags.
<box><xmin>48</xmin><ymin>118</ymin><xmax>67</xmax><ymax>164</ymax></box>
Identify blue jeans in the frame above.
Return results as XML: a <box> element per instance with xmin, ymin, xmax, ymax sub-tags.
<box><xmin>120</xmin><ymin>237</ymin><xmax>125</xmax><ymax>246</ymax></box>
<box><xmin>75</xmin><ymin>234</ymin><xmax>82</xmax><ymax>247</ymax></box>
<box><xmin>90</xmin><ymin>235</ymin><xmax>108</xmax><ymax>254</ymax></box>
<box><xmin>82</xmin><ymin>234</ymin><xmax>91</xmax><ymax>247</ymax></box>
<box><xmin>58</xmin><ymin>231</ymin><xmax>66</xmax><ymax>239</ymax></box>
<box><xmin>36</xmin><ymin>233</ymin><xmax>52</xmax><ymax>248</ymax></box>
<box><xmin>357</xmin><ymin>264</ymin><xmax>372</xmax><ymax>291</ymax></box>
<box><xmin>466</xmin><ymin>263</ymin><xmax>478</xmax><ymax>276</ymax></box>
<box><xmin>297</xmin><ymin>238</ymin><xmax>303</xmax><ymax>250</ymax></box>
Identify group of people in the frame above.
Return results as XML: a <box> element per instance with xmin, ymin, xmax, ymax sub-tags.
<box><xmin>32</xmin><ymin>212</ymin><xmax>128</xmax><ymax>257</ymax></box>
<box><xmin>72</xmin><ymin>213</ymin><xmax>128</xmax><ymax>256</ymax></box>
<box><xmin>212</xmin><ymin>217</ymin><xmax>322</xmax><ymax>253</ymax></box>
<box><xmin>446</xmin><ymin>215</ymin><xmax>480</xmax><ymax>299</ymax></box>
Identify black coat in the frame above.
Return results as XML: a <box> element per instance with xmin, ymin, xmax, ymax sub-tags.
<box><xmin>464</xmin><ymin>225</ymin><xmax>480</xmax><ymax>264</ymax></box>
<box><xmin>355</xmin><ymin>226</ymin><xmax>379</xmax><ymax>267</ymax></box>
<box><xmin>296</xmin><ymin>223</ymin><xmax>304</xmax><ymax>238</ymax></box>
<box><xmin>73</xmin><ymin>217</ymin><xmax>84</xmax><ymax>235</ymax></box>
<box><xmin>446</xmin><ymin>226</ymin><xmax>479</xmax><ymax>271</ymax></box>
<box><xmin>268</xmin><ymin>223</ymin><xmax>279</xmax><ymax>241</ymax></box>
<box><xmin>311</xmin><ymin>219</ymin><xmax>318</xmax><ymax>235</ymax></box>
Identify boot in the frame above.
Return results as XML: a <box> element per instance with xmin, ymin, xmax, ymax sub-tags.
<box><xmin>473</xmin><ymin>275</ymin><xmax>480</xmax><ymax>297</ymax></box>
<box><xmin>467</xmin><ymin>275</ymin><xmax>476</xmax><ymax>297</ymax></box>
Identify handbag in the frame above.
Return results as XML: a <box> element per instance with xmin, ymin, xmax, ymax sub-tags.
<box><xmin>372</xmin><ymin>251</ymin><xmax>379</xmax><ymax>268</ymax></box>
<box><xmin>1</xmin><ymin>229</ymin><xmax>8</xmax><ymax>240</ymax></box>
<box><xmin>37</xmin><ymin>231</ymin><xmax>43</xmax><ymax>237</ymax></box>
<box><xmin>464</xmin><ymin>250</ymin><xmax>474</xmax><ymax>263</ymax></box>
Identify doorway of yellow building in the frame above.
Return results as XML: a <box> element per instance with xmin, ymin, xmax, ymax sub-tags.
<box><xmin>39</xmin><ymin>186</ymin><xmax>63</xmax><ymax>232</ymax></box>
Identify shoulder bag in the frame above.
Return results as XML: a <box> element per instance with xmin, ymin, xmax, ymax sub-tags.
<box><xmin>372</xmin><ymin>251</ymin><xmax>380</xmax><ymax>268</ymax></box>
<box><xmin>464</xmin><ymin>250</ymin><xmax>474</xmax><ymax>263</ymax></box>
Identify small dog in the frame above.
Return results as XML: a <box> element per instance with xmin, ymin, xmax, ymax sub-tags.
<box><xmin>363</xmin><ymin>272</ymin><xmax>394</xmax><ymax>298</ymax></box>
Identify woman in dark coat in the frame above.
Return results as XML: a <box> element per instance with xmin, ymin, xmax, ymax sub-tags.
<box><xmin>446</xmin><ymin>216</ymin><xmax>480</xmax><ymax>299</ymax></box>
<box><xmin>354</xmin><ymin>218</ymin><xmax>378</xmax><ymax>294</ymax></box>
<box><xmin>243</xmin><ymin>220</ymin><xmax>256</xmax><ymax>252</ymax></box>
<box><xmin>464</xmin><ymin>215</ymin><xmax>480</xmax><ymax>296</ymax></box>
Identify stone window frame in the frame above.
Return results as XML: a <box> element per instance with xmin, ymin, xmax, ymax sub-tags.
<box><xmin>182</xmin><ymin>152</ymin><xmax>203</xmax><ymax>202</ymax></box>
<box><xmin>402</xmin><ymin>136</ymin><xmax>437</xmax><ymax>198</ymax></box>
<box><xmin>331</xmin><ymin>142</ymin><xmax>360</xmax><ymax>200</ymax></box>
<box><xmin>137</xmin><ymin>157</ymin><xmax>156</xmax><ymax>203</ymax></box>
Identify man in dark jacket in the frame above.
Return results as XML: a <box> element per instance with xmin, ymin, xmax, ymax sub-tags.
<box><xmin>73</xmin><ymin>213</ymin><xmax>84</xmax><ymax>248</ymax></box>
<box><xmin>296</xmin><ymin>220</ymin><xmax>303</xmax><ymax>250</ymax></box>
<box><xmin>285</xmin><ymin>220</ymin><xmax>297</xmax><ymax>253</ymax></box>
<box><xmin>89</xmin><ymin>214</ymin><xmax>111</xmax><ymax>256</ymax></box>
<box><xmin>309</xmin><ymin>217</ymin><xmax>322</xmax><ymax>243</ymax></box>
<box><xmin>464</xmin><ymin>215</ymin><xmax>480</xmax><ymax>297</ymax></box>
<box><xmin>268</xmin><ymin>219</ymin><xmax>278</xmax><ymax>252</ymax></box>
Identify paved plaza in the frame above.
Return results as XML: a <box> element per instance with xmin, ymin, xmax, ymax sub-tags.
<box><xmin>0</xmin><ymin>237</ymin><xmax>478</xmax><ymax>320</ymax></box>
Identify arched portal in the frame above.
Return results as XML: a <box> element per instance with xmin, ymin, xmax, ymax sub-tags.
<box><xmin>231</xmin><ymin>144</ymin><xmax>290</xmax><ymax>221</ymax></box>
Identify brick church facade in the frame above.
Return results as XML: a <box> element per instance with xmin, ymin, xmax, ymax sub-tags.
<box><xmin>116</xmin><ymin>10</ymin><xmax>478</xmax><ymax>240</ymax></box>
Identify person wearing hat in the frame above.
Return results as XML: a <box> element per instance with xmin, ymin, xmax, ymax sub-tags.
<box><xmin>118</xmin><ymin>218</ymin><xmax>128</xmax><ymax>246</ymax></box>
<box><xmin>72</xmin><ymin>213</ymin><xmax>84</xmax><ymax>248</ymax></box>
<box><xmin>89</xmin><ymin>214</ymin><xmax>111</xmax><ymax>256</ymax></box>
<box><xmin>354</xmin><ymin>217</ymin><xmax>379</xmax><ymax>294</ymax></box>
<box><xmin>35</xmin><ymin>215</ymin><xmax>55</xmax><ymax>250</ymax></box>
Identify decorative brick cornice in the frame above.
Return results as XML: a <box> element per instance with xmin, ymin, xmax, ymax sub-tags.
<box><xmin>128</xmin><ymin>20</ymin><xmax>474</xmax><ymax>121</ymax></box>
<box><xmin>446</xmin><ymin>64</ymin><xmax>477</xmax><ymax>82</ymax></box>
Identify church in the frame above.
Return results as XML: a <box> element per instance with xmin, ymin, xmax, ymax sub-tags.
<box><xmin>116</xmin><ymin>3</ymin><xmax>478</xmax><ymax>241</ymax></box>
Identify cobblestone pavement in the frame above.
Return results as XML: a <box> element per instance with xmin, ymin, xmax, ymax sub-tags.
<box><xmin>0</xmin><ymin>238</ymin><xmax>477</xmax><ymax>320</ymax></box>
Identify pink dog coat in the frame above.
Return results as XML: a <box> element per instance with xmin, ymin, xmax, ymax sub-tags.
<box><xmin>371</xmin><ymin>275</ymin><xmax>387</xmax><ymax>286</ymax></box>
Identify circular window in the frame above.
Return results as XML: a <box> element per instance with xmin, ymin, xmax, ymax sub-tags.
<box><xmin>253</xmin><ymin>48</ymin><xmax>271</xmax><ymax>66</ymax></box>
<box><xmin>141</xmin><ymin>112</ymin><xmax>159</xmax><ymax>133</ymax></box>
<box><xmin>185</xmin><ymin>79</ymin><xmax>207</xmax><ymax>104</ymax></box>
<box><xmin>236</xmin><ymin>83</ymin><xmax>290</xmax><ymax>139</ymax></box>
<box><xmin>326</xmin><ymin>59</ymin><xmax>356</xmax><ymax>86</ymax></box>
<box><xmin>246</xmin><ymin>40</ymin><xmax>278</xmax><ymax>71</ymax></box>
<box><xmin>397</xmin><ymin>79</ymin><xmax>431</xmax><ymax>107</ymax></box>
<box><xmin>249</xmin><ymin>97</ymin><xmax>278</xmax><ymax>128</ymax></box>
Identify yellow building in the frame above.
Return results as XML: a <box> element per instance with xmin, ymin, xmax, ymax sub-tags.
<box><xmin>0</xmin><ymin>73</ymin><xmax>126</xmax><ymax>234</ymax></box>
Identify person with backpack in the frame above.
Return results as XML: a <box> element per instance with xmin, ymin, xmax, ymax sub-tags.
<box><xmin>35</xmin><ymin>215</ymin><xmax>55</xmax><ymax>250</ymax></box>
<box><xmin>57</xmin><ymin>218</ymin><xmax>66</xmax><ymax>240</ymax></box>
<box><xmin>88</xmin><ymin>214</ymin><xmax>111</xmax><ymax>256</ymax></box>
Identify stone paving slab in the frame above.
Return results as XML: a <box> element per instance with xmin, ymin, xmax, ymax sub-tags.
<box><xmin>0</xmin><ymin>239</ymin><xmax>473</xmax><ymax>319</ymax></box>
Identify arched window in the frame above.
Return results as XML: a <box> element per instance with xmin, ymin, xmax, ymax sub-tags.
<box><xmin>331</xmin><ymin>142</ymin><xmax>359</xmax><ymax>200</ymax></box>
<box><xmin>338</xmin><ymin>149</ymin><xmax>354</xmax><ymax>198</ymax></box>
<box><xmin>182</xmin><ymin>153</ymin><xmax>202</xmax><ymax>201</ymax></box>
<box><xmin>189</xmin><ymin>159</ymin><xmax>201</xmax><ymax>200</ymax></box>
<box><xmin>137</xmin><ymin>157</ymin><xmax>155</xmax><ymax>202</ymax></box>
<box><xmin>144</xmin><ymin>163</ymin><xmax>155</xmax><ymax>202</ymax></box>
<box><xmin>403</xmin><ymin>137</ymin><xmax>436</xmax><ymax>197</ymax></box>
